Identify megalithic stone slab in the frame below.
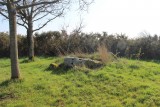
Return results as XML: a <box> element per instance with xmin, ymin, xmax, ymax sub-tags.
<box><xmin>64</xmin><ymin>57</ymin><xmax>103</xmax><ymax>69</ymax></box>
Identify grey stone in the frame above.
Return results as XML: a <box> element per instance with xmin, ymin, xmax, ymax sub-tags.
<box><xmin>64</xmin><ymin>57</ymin><xmax>85</xmax><ymax>67</ymax></box>
<box><xmin>64</xmin><ymin>57</ymin><xmax>103</xmax><ymax>69</ymax></box>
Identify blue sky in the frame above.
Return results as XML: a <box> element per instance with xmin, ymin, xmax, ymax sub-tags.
<box><xmin>0</xmin><ymin>0</ymin><xmax>160</xmax><ymax>38</ymax></box>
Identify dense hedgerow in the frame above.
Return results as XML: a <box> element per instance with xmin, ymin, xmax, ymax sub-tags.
<box><xmin>0</xmin><ymin>31</ymin><xmax>160</xmax><ymax>59</ymax></box>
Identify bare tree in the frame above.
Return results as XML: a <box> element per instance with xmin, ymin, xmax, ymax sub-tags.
<box><xmin>0</xmin><ymin>0</ymin><xmax>93</xmax><ymax>79</ymax></box>
<box><xmin>16</xmin><ymin>0</ymin><xmax>68</xmax><ymax>61</ymax></box>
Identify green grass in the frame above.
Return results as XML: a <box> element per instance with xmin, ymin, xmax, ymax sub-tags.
<box><xmin>0</xmin><ymin>57</ymin><xmax>160</xmax><ymax>107</ymax></box>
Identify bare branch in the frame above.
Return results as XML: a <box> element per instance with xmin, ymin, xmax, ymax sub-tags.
<box><xmin>33</xmin><ymin>5</ymin><xmax>45</xmax><ymax>15</ymax></box>
<box><xmin>33</xmin><ymin>12</ymin><xmax>63</xmax><ymax>32</ymax></box>
<box><xmin>0</xmin><ymin>2</ymin><xmax>7</xmax><ymax>5</ymax></box>
<box><xmin>0</xmin><ymin>11</ymin><xmax>8</xmax><ymax>19</ymax></box>
<box><xmin>13</xmin><ymin>0</ymin><xmax>21</xmax><ymax>4</ymax></box>
<box><xmin>17</xmin><ymin>0</ymin><xmax>60</xmax><ymax>10</ymax></box>
<box><xmin>33</xmin><ymin>13</ymin><xmax>49</xmax><ymax>22</ymax></box>
<box><xmin>18</xmin><ymin>16</ymin><xmax>28</xmax><ymax>24</ymax></box>
<box><xmin>72</xmin><ymin>17</ymin><xmax>85</xmax><ymax>34</ymax></box>
<box><xmin>78</xmin><ymin>0</ymin><xmax>94</xmax><ymax>11</ymax></box>
<box><xmin>17</xmin><ymin>22</ymin><xmax>28</xmax><ymax>29</ymax></box>
<box><xmin>30</xmin><ymin>0</ymin><xmax>36</xmax><ymax>16</ymax></box>
<box><xmin>23</xmin><ymin>0</ymin><xmax>30</xmax><ymax>16</ymax></box>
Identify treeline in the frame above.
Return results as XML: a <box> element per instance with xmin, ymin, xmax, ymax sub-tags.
<box><xmin>0</xmin><ymin>31</ymin><xmax>160</xmax><ymax>60</ymax></box>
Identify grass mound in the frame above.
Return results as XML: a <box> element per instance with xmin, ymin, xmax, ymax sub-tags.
<box><xmin>0</xmin><ymin>57</ymin><xmax>160</xmax><ymax>106</ymax></box>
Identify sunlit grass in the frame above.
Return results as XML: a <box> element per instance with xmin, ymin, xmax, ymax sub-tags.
<box><xmin>0</xmin><ymin>57</ymin><xmax>160</xmax><ymax>106</ymax></box>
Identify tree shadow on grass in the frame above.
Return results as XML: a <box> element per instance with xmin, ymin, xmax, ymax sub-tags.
<box><xmin>0</xmin><ymin>80</ymin><xmax>11</xmax><ymax>87</ymax></box>
<box><xmin>0</xmin><ymin>79</ymin><xmax>24</xmax><ymax>87</ymax></box>
<box><xmin>45</xmin><ymin>64</ymin><xmax>72</xmax><ymax>75</ymax></box>
<box><xmin>0</xmin><ymin>80</ymin><xmax>19</xmax><ymax>101</ymax></box>
<box><xmin>140</xmin><ymin>59</ymin><xmax>160</xmax><ymax>64</ymax></box>
<box><xmin>150</xmin><ymin>60</ymin><xmax>160</xmax><ymax>64</ymax></box>
<box><xmin>129</xmin><ymin>64</ymin><xmax>140</xmax><ymax>70</ymax></box>
<box><xmin>20</xmin><ymin>59</ymin><xmax>29</xmax><ymax>63</ymax></box>
<box><xmin>20</xmin><ymin>59</ymin><xmax>34</xmax><ymax>64</ymax></box>
<box><xmin>0</xmin><ymin>92</ymin><xmax>15</xmax><ymax>101</ymax></box>
<box><xmin>45</xmin><ymin>62</ymin><xmax>103</xmax><ymax>75</ymax></box>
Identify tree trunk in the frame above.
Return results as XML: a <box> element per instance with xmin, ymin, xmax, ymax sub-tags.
<box><xmin>7</xmin><ymin>2</ymin><xmax>20</xmax><ymax>79</ymax></box>
<box><xmin>27</xmin><ymin>19</ymin><xmax>34</xmax><ymax>61</ymax></box>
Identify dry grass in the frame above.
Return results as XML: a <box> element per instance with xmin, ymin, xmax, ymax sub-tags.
<box><xmin>73</xmin><ymin>50</ymin><xmax>85</xmax><ymax>58</ymax></box>
<box><xmin>64</xmin><ymin>44</ymin><xmax>113</xmax><ymax>64</ymax></box>
<box><xmin>97</xmin><ymin>44</ymin><xmax>110</xmax><ymax>63</ymax></box>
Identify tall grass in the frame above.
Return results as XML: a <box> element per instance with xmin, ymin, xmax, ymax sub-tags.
<box><xmin>97</xmin><ymin>44</ymin><xmax>110</xmax><ymax>63</ymax></box>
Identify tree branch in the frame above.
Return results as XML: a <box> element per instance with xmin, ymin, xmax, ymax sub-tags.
<box><xmin>17</xmin><ymin>0</ymin><xmax>60</xmax><ymax>10</ymax></box>
<box><xmin>17</xmin><ymin>22</ymin><xmax>28</xmax><ymax>29</ymax></box>
<box><xmin>13</xmin><ymin>0</ymin><xmax>21</xmax><ymax>4</ymax></box>
<box><xmin>0</xmin><ymin>11</ymin><xmax>8</xmax><ymax>19</ymax></box>
<box><xmin>33</xmin><ymin>13</ymin><xmax>49</xmax><ymax>22</ymax></box>
<box><xmin>0</xmin><ymin>2</ymin><xmax>6</xmax><ymax>5</ymax></box>
<box><xmin>33</xmin><ymin>12</ymin><xmax>63</xmax><ymax>32</ymax></box>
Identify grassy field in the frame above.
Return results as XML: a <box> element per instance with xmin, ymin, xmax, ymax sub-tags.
<box><xmin>0</xmin><ymin>57</ymin><xmax>160</xmax><ymax>107</ymax></box>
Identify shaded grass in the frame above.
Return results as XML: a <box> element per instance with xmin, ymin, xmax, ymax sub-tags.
<box><xmin>0</xmin><ymin>57</ymin><xmax>160</xmax><ymax>106</ymax></box>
